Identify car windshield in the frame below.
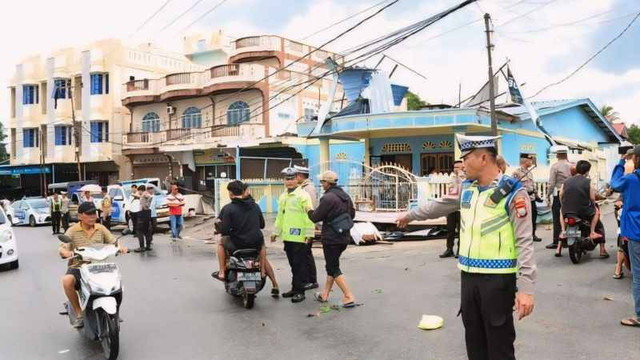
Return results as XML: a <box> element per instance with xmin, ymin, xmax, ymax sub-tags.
<box><xmin>27</xmin><ymin>199</ymin><xmax>49</xmax><ymax>208</ymax></box>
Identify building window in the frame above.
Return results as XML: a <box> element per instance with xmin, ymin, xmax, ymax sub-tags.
<box><xmin>23</xmin><ymin>85</ymin><xmax>39</xmax><ymax>104</ymax></box>
<box><xmin>142</xmin><ymin>112</ymin><xmax>160</xmax><ymax>133</ymax></box>
<box><xmin>90</xmin><ymin>121</ymin><xmax>109</xmax><ymax>143</ymax></box>
<box><xmin>197</xmin><ymin>39</ymin><xmax>206</xmax><ymax>51</ymax></box>
<box><xmin>54</xmin><ymin>125</ymin><xmax>73</xmax><ymax>146</ymax></box>
<box><xmin>304</xmin><ymin>108</ymin><xmax>316</xmax><ymax>121</ymax></box>
<box><xmin>227</xmin><ymin>101</ymin><xmax>250</xmax><ymax>125</ymax></box>
<box><xmin>90</xmin><ymin>73</ymin><xmax>109</xmax><ymax>95</ymax></box>
<box><xmin>23</xmin><ymin>128</ymin><xmax>39</xmax><ymax>148</ymax></box>
<box><xmin>182</xmin><ymin>107</ymin><xmax>202</xmax><ymax>129</ymax></box>
<box><xmin>53</xmin><ymin>79</ymin><xmax>71</xmax><ymax>99</ymax></box>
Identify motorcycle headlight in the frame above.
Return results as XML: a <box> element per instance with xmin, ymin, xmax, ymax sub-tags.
<box><xmin>0</xmin><ymin>230</ymin><xmax>12</xmax><ymax>243</ymax></box>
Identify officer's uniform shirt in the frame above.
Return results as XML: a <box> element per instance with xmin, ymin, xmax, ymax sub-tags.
<box><xmin>512</xmin><ymin>167</ymin><xmax>536</xmax><ymax>201</ymax></box>
<box><xmin>406</xmin><ymin>175</ymin><xmax>537</xmax><ymax>294</ymax></box>
<box><xmin>549</xmin><ymin>159</ymin><xmax>572</xmax><ymax>197</ymax></box>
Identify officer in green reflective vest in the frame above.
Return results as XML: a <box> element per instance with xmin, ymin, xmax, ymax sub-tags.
<box><xmin>271</xmin><ymin>167</ymin><xmax>315</xmax><ymax>303</ymax></box>
<box><xmin>397</xmin><ymin>135</ymin><xmax>536</xmax><ymax>360</ymax></box>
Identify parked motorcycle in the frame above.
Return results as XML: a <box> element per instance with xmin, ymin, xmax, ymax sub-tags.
<box><xmin>58</xmin><ymin>235</ymin><xmax>126</xmax><ymax>360</ymax></box>
<box><xmin>563</xmin><ymin>215</ymin><xmax>598</xmax><ymax>264</ymax></box>
<box><xmin>213</xmin><ymin>248</ymin><xmax>265</xmax><ymax>309</ymax></box>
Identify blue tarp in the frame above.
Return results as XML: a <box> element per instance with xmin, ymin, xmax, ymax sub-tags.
<box><xmin>338</xmin><ymin>68</ymin><xmax>374</xmax><ymax>102</ymax></box>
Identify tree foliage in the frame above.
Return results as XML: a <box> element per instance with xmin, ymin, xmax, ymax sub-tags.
<box><xmin>405</xmin><ymin>91</ymin><xmax>428</xmax><ymax>110</ymax></box>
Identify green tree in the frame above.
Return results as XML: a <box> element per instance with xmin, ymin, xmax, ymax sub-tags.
<box><xmin>405</xmin><ymin>91</ymin><xmax>428</xmax><ymax>110</ymax></box>
<box><xmin>0</xmin><ymin>123</ymin><xmax>7</xmax><ymax>161</ymax></box>
<box><xmin>600</xmin><ymin>104</ymin><xmax>620</xmax><ymax>122</ymax></box>
<box><xmin>627</xmin><ymin>124</ymin><xmax>640</xmax><ymax>144</ymax></box>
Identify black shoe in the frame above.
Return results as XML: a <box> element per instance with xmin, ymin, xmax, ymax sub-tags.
<box><xmin>282</xmin><ymin>290</ymin><xmax>296</xmax><ymax>298</ymax></box>
<box><xmin>145</xmin><ymin>246</ymin><xmax>152</xmax><ymax>251</ymax></box>
<box><xmin>533</xmin><ymin>236</ymin><xmax>542</xmax><ymax>242</ymax></box>
<box><xmin>304</xmin><ymin>282</ymin><xmax>319</xmax><ymax>291</ymax></box>
<box><xmin>439</xmin><ymin>249</ymin><xmax>455</xmax><ymax>258</ymax></box>
<box><xmin>134</xmin><ymin>247</ymin><xmax>146</xmax><ymax>253</ymax></box>
<box><xmin>291</xmin><ymin>293</ymin><xmax>306</xmax><ymax>303</ymax></box>
<box><xmin>545</xmin><ymin>243</ymin><xmax>558</xmax><ymax>249</ymax></box>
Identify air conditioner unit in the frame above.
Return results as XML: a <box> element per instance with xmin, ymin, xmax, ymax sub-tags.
<box><xmin>167</xmin><ymin>106</ymin><xmax>176</xmax><ymax>115</ymax></box>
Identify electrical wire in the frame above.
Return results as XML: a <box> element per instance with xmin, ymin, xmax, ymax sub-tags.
<box><xmin>130</xmin><ymin>0</ymin><xmax>174</xmax><ymax>37</ymax></box>
<box><xmin>159</xmin><ymin>0</ymin><xmax>208</xmax><ymax>32</ymax></box>
<box><xmin>181</xmin><ymin>0</ymin><xmax>231</xmax><ymax>33</ymax></box>
<box><xmin>530</xmin><ymin>11</ymin><xmax>640</xmax><ymax>98</ymax></box>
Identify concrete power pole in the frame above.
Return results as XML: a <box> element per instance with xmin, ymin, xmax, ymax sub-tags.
<box><xmin>69</xmin><ymin>80</ymin><xmax>82</xmax><ymax>181</ymax></box>
<box><xmin>484</xmin><ymin>13</ymin><xmax>497</xmax><ymax>136</ymax></box>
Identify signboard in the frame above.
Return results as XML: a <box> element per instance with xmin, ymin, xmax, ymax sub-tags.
<box><xmin>194</xmin><ymin>148</ymin><xmax>236</xmax><ymax>165</ymax></box>
<box><xmin>0</xmin><ymin>165</ymin><xmax>51</xmax><ymax>175</ymax></box>
<box><xmin>132</xmin><ymin>154</ymin><xmax>169</xmax><ymax>165</ymax></box>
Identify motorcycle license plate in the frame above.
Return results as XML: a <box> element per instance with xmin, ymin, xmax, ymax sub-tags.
<box><xmin>237</xmin><ymin>272</ymin><xmax>261</xmax><ymax>281</ymax></box>
<box><xmin>566</xmin><ymin>228</ymin><xmax>579</xmax><ymax>237</ymax></box>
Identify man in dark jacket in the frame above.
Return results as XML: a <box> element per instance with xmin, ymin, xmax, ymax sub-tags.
<box><xmin>307</xmin><ymin>171</ymin><xmax>357</xmax><ymax>307</ymax></box>
<box><xmin>213</xmin><ymin>181</ymin><xmax>280</xmax><ymax>295</ymax></box>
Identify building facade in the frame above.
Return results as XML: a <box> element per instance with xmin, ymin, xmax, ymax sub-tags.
<box><xmin>121</xmin><ymin>33</ymin><xmax>345</xmax><ymax>190</ymax></box>
<box><xmin>6</xmin><ymin>39</ymin><xmax>200</xmax><ymax>194</ymax></box>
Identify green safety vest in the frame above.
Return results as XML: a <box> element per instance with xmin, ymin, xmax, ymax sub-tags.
<box><xmin>274</xmin><ymin>187</ymin><xmax>315</xmax><ymax>243</ymax></box>
<box><xmin>458</xmin><ymin>180</ymin><xmax>518</xmax><ymax>274</ymax></box>
<box><xmin>50</xmin><ymin>198</ymin><xmax>62</xmax><ymax>212</ymax></box>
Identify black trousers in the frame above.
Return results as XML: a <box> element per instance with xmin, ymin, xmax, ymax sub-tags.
<box><xmin>323</xmin><ymin>243</ymin><xmax>347</xmax><ymax>278</ymax></box>
<box><xmin>102</xmin><ymin>215</ymin><xmax>111</xmax><ymax>230</ymax></box>
<box><xmin>130</xmin><ymin>211</ymin><xmax>139</xmax><ymax>234</ymax></box>
<box><xmin>460</xmin><ymin>272</ymin><xmax>516</xmax><ymax>360</ymax></box>
<box><xmin>61</xmin><ymin>212</ymin><xmax>70</xmax><ymax>232</ymax></box>
<box><xmin>305</xmin><ymin>241</ymin><xmax>317</xmax><ymax>284</ymax></box>
<box><xmin>552</xmin><ymin>195</ymin><xmax>561</xmax><ymax>244</ymax></box>
<box><xmin>284</xmin><ymin>241</ymin><xmax>308</xmax><ymax>294</ymax></box>
<box><xmin>136</xmin><ymin>210</ymin><xmax>153</xmax><ymax>248</ymax></box>
<box><xmin>51</xmin><ymin>211</ymin><xmax>61</xmax><ymax>234</ymax></box>
<box><xmin>530</xmin><ymin>200</ymin><xmax>538</xmax><ymax>238</ymax></box>
<box><xmin>446</xmin><ymin>211</ymin><xmax>461</xmax><ymax>252</ymax></box>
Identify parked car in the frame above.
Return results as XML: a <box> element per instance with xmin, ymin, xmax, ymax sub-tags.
<box><xmin>1</xmin><ymin>199</ymin><xmax>18</xmax><ymax>225</ymax></box>
<box><xmin>10</xmin><ymin>198</ymin><xmax>51</xmax><ymax>227</ymax></box>
<box><xmin>48</xmin><ymin>181</ymin><xmax>100</xmax><ymax>222</ymax></box>
<box><xmin>0</xmin><ymin>207</ymin><xmax>18</xmax><ymax>270</ymax></box>
<box><xmin>108</xmin><ymin>183</ymin><xmax>169</xmax><ymax>232</ymax></box>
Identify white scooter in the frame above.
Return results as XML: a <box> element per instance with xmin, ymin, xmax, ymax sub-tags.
<box><xmin>58</xmin><ymin>235</ymin><xmax>126</xmax><ymax>360</ymax></box>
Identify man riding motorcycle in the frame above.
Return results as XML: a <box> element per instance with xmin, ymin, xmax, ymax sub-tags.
<box><xmin>557</xmin><ymin>160</ymin><xmax>608</xmax><ymax>258</ymax></box>
<box><xmin>59</xmin><ymin>202</ymin><xmax>128</xmax><ymax>328</ymax></box>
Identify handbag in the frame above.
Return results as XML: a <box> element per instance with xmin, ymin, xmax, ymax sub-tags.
<box><xmin>328</xmin><ymin>212</ymin><xmax>354</xmax><ymax>235</ymax></box>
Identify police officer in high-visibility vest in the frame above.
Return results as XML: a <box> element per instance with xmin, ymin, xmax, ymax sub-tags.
<box><xmin>397</xmin><ymin>135</ymin><xmax>536</xmax><ymax>360</ymax></box>
<box><xmin>271</xmin><ymin>167</ymin><xmax>315</xmax><ymax>303</ymax></box>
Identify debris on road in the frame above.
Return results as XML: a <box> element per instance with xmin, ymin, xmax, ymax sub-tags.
<box><xmin>418</xmin><ymin>314</ymin><xmax>444</xmax><ymax>330</ymax></box>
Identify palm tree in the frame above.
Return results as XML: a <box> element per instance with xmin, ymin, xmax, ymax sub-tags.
<box><xmin>600</xmin><ymin>105</ymin><xmax>620</xmax><ymax>122</ymax></box>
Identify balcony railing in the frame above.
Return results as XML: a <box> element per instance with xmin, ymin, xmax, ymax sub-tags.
<box><xmin>211</xmin><ymin>64</ymin><xmax>239</xmax><ymax>78</ymax></box>
<box><xmin>166</xmin><ymin>128</ymin><xmax>192</xmax><ymax>141</ymax></box>
<box><xmin>126</xmin><ymin>79</ymin><xmax>149</xmax><ymax>91</ymax></box>
<box><xmin>166</xmin><ymin>73</ymin><xmax>193</xmax><ymax>86</ymax></box>
<box><xmin>235</xmin><ymin>36</ymin><xmax>261</xmax><ymax>49</ymax></box>
<box><xmin>123</xmin><ymin>124</ymin><xmax>264</xmax><ymax>147</ymax></box>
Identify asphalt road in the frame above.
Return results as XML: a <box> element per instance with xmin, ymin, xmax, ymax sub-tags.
<box><xmin>0</xmin><ymin>215</ymin><xmax>638</xmax><ymax>360</ymax></box>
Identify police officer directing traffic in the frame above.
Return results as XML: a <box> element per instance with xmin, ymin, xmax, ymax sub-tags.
<box><xmin>397</xmin><ymin>135</ymin><xmax>536</xmax><ymax>360</ymax></box>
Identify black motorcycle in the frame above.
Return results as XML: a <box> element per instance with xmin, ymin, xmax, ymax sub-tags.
<box><xmin>563</xmin><ymin>214</ymin><xmax>599</xmax><ymax>264</ymax></box>
<box><xmin>214</xmin><ymin>249</ymin><xmax>265</xmax><ymax>309</ymax></box>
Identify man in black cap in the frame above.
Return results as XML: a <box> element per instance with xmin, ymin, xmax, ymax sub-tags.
<box><xmin>58</xmin><ymin>202</ymin><xmax>127</xmax><ymax>328</ymax></box>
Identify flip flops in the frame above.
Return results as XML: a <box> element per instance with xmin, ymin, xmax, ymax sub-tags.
<box><xmin>613</xmin><ymin>272</ymin><xmax>624</xmax><ymax>279</ymax></box>
<box><xmin>342</xmin><ymin>302</ymin><xmax>357</xmax><ymax>308</ymax></box>
<box><xmin>211</xmin><ymin>271</ymin><xmax>225</xmax><ymax>282</ymax></box>
<box><xmin>620</xmin><ymin>318</ymin><xmax>640</xmax><ymax>327</ymax></box>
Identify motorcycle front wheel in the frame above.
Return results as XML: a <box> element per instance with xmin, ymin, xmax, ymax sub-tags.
<box><xmin>568</xmin><ymin>242</ymin><xmax>582</xmax><ymax>264</ymax></box>
<box><xmin>99</xmin><ymin>310</ymin><xmax>120</xmax><ymax>360</ymax></box>
<box><xmin>243</xmin><ymin>293</ymin><xmax>255</xmax><ymax>309</ymax></box>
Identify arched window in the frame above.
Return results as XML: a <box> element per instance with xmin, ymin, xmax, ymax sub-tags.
<box><xmin>227</xmin><ymin>101</ymin><xmax>250</xmax><ymax>125</ymax></box>
<box><xmin>141</xmin><ymin>112</ymin><xmax>160</xmax><ymax>133</ymax></box>
<box><xmin>182</xmin><ymin>107</ymin><xmax>202</xmax><ymax>128</ymax></box>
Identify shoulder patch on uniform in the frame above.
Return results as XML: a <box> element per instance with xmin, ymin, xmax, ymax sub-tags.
<box><xmin>514</xmin><ymin>196</ymin><xmax>528</xmax><ymax>218</ymax></box>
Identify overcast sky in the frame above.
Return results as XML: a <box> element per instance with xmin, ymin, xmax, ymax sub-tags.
<box><xmin>1</xmin><ymin>0</ymin><xmax>638</xmax><ymax>128</ymax></box>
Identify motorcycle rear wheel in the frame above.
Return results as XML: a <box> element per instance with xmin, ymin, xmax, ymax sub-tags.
<box><xmin>243</xmin><ymin>293</ymin><xmax>255</xmax><ymax>309</ymax></box>
<box><xmin>99</xmin><ymin>310</ymin><xmax>120</xmax><ymax>360</ymax></box>
<box><xmin>568</xmin><ymin>243</ymin><xmax>582</xmax><ymax>264</ymax></box>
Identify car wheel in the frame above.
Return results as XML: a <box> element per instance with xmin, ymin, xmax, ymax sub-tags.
<box><xmin>29</xmin><ymin>216</ymin><xmax>36</xmax><ymax>227</ymax></box>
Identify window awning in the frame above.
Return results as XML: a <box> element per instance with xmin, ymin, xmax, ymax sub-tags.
<box><xmin>0</xmin><ymin>164</ymin><xmax>51</xmax><ymax>175</ymax></box>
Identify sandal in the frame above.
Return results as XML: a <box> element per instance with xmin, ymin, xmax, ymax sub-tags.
<box><xmin>600</xmin><ymin>252</ymin><xmax>610</xmax><ymax>259</ymax></box>
<box><xmin>271</xmin><ymin>288</ymin><xmax>280</xmax><ymax>298</ymax></box>
<box><xmin>314</xmin><ymin>292</ymin><xmax>328</xmax><ymax>303</ymax></box>
<box><xmin>620</xmin><ymin>317</ymin><xmax>640</xmax><ymax>327</ymax></box>
<box><xmin>554</xmin><ymin>252</ymin><xmax>562</xmax><ymax>257</ymax></box>
<box><xmin>211</xmin><ymin>271</ymin><xmax>225</xmax><ymax>282</ymax></box>
<box><xmin>613</xmin><ymin>272</ymin><xmax>624</xmax><ymax>279</ymax></box>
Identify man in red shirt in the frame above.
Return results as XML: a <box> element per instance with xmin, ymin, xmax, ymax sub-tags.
<box><xmin>166</xmin><ymin>184</ymin><xmax>185</xmax><ymax>240</ymax></box>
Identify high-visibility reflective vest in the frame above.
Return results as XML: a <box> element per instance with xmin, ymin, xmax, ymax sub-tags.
<box><xmin>458</xmin><ymin>177</ymin><xmax>519</xmax><ymax>274</ymax></box>
<box><xmin>274</xmin><ymin>187</ymin><xmax>315</xmax><ymax>243</ymax></box>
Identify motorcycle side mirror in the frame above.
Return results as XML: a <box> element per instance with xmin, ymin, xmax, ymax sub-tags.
<box><xmin>58</xmin><ymin>234</ymin><xmax>72</xmax><ymax>243</ymax></box>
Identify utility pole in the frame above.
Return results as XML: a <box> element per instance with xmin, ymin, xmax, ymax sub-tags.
<box><xmin>484</xmin><ymin>13</ymin><xmax>497</xmax><ymax>136</ymax></box>
<box><xmin>69</xmin><ymin>80</ymin><xmax>82</xmax><ymax>181</ymax></box>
